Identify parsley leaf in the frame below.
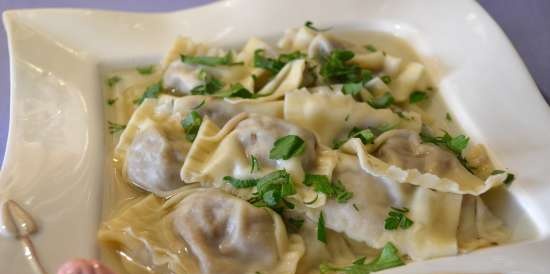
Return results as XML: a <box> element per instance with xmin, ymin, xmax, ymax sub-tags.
<box><xmin>305</xmin><ymin>21</ymin><xmax>331</xmax><ymax>32</ymax></box>
<box><xmin>303</xmin><ymin>175</ymin><xmax>353</xmax><ymax>203</ymax></box>
<box><xmin>136</xmin><ymin>65</ymin><xmax>154</xmax><ymax>75</ymax></box>
<box><xmin>213</xmin><ymin>83</ymin><xmax>254</xmax><ymax>98</ymax></box>
<box><xmin>353</xmin><ymin>203</ymin><xmax>360</xmax><ymax>211</ymax></box>
<box><xmin>254</xmin><ymin>49</ymin><xmax>305</xmax><ymax>75</ymax></box>
<box><xmin>384</xmin><ymin>207</ymin><xmax>414</xmax><ymax>230</ymax></box>
<box><xmin>269</xmin><ymin>135</ymin><xmax>306</xmax><ymax>160</ymax></box>
<box><xmin>250</xmin><ymin>155</ymin><xmax>260</xmax><ymax>174</ymax></box>
<box><xmin>333</xmin><ymin>127</ymin><xmax>378</xmax><ymax>149</ymax></box>
<box><xmin>106</xmin><ymin>98</ymin><xmax>118</xmax><ymax>106</ymax></box>
<box><xmin>107</xmin><ymin>76</ymin><xmax>121</xmax><ymax>87</ymax></box>
<box><xmin>190</xmin><ymin>70</ymin><xmax>223</xmax><ymax>95</ymax></box>
<box><xmin>342</xmin><ymin>82</ymin><xmax>363</xmax><ymax>96</ymax></box>
<box><xmin>381</xmin><ymin>75</ymin><xmax>392</xmax><ymax>84</ymax></box>
<box><xmin>319</xmin><ymin>49</ymin><xmax>361</xmax><ymax>83</ymax></box>
<box><xmin>180</xmin><ymin>52</ymin><xmax>243</xmax><ymax>66</ymax></box>
<box><xmin>367</xmin><ymin>92</ymin><xmax>394</xmax><ymax>109</ymax></box>
<box><xmin>317</xmin><ymin>211</ymin><xmax>327</xmax><ymax>243</ymax></box>
<box><xmin>134</xmin><ymin>82</ymin><xmax>162</xmax><ymax>105</ymax></box>
<box><xmin>181</xmin><ymin>111</ymin><xmax>202</xmax><ymax>142</ymax></box>
<box><xmin>491</xmin><ymin>170</ymin><xmax>515</xmax><ymax>185</ymax></box>
<box><xmin>320</xmin><ymin>242</ymin><xmax>404</xmax><ymax>274</ymax></box>
<box><xmin>409</xmin><ymin>90</ymin><xmax>427</xmax><ymax>103</ymax></box>
<box><xmin>446</xmin><ymin>112</ymin><xmax>453</xmax><ymax>122</ymax></box>
<box><xmin>107</xmin><ymin>121</ymin><xmax>126</xmax><ymax>134</ymax></box>
<box><xmin>225</xmin><ymin>170</ymin><xmax>296</xmax><ymax>212</ymax></box>
<box><xmin>419</xmin><ymin>131</ymin><xmax>474</xmax><ymax>172</ymax></box>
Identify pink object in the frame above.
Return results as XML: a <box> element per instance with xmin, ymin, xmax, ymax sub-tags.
<box><xmin>57</xmin><ymin>259</ymin><xmax>116</xmax><ymax>274</ymax></box>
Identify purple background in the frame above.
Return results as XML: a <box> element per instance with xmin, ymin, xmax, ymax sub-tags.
<box><xmin>1</xmin><ymin>0</ymin><xmax>549</xmax><ymax>167</ymax></box>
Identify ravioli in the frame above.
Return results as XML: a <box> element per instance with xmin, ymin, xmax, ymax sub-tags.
<box><xmin>101</xmin><ymin>23</ymin><xmax>514</xmax><ymax>274</ymax></box>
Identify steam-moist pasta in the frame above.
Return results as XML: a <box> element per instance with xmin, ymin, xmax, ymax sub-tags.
<box><xmin>101</xmin><ymin>23</ymin><xmax>514</xmax><ymax>274</ymax></box>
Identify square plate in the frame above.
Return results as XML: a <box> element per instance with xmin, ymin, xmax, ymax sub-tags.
<box><xmin>2</xmin><ymin>0</ymin><xmax>550</xmax><ymax>273</ymax></box>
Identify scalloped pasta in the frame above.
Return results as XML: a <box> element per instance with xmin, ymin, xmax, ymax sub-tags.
<box><xmin>101</xmin><ymin>24</ymin><xmax>513</xmax><ymax>274</ymax></box>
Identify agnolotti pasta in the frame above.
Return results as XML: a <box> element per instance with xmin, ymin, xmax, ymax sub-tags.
<box><xmin>101</xmin><ymin>22</ymin><xmax>514</xmax><ymax>274</ymax></box>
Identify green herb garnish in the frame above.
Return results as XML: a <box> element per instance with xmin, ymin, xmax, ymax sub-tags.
<box><xmin>491</xmin><ymin>170</ymin><xmax>515</xmax><ymax>186</ymax></box>
<box><xmin>409</xmin><ymin>90</ymin><xmax>427</xmax><ymax>103</ymax></box>
<box><xmin>106</xmin><ymin>98</ymin><xmax>118</xmax><ymax>106</ymax></box>
<box><xmin>286</xmin><ymin>217</ymin><xmax>305</xmax><ymax>232</ymax></box>
<box><xmin>133</xmin><ymin>82</ymin><xmax>162</xmax><ymax>105</ymax></box>
<box><xmin>317</xmin><ymin>211</ymin><xmax>327</xmax><ymax>243</ymax></box>
<box><xmin>384</xmin><ymin>207</ymin><xmax>414</xmax><ymax>230</ymax></box>
<box><xmin>320</xmin><ymin>242</ymin><xmax>404</xmax><ymax>273</ymax></box>
<box><xmin>269</xmin><ymin>135</ymin><xmax>306</xmax><ymax>160</ymax></box>
<box><xmin>319</xmin><ymin>49</ymin><xmax>361</xmax><ymax>83</ymax></box>
<box><xmin>353</xmin><ymin>203</ymin><xmax>360</xmax><ymax>211</ymax></box>
<box><xmin>367</xmin><ymin>92</ymin><xmax>394</xmax><ymax>109</ymax></box>
<box><xmin>342</xmin><ymin>82</ymin><xmax>363</xmax><ymax>96</ymax></box>
<box><xmin>107</xmin><ymin>76</ymin><xmax>121</xmax><ymax>87</ymax></box>
<box><xmin>381</xmin><ymin>75</ymin><xmax>392</xmax><ymax>84</ymax></box>
<box><xmin>180</xmin><ymin>51</ymin><xmax>243</xmax><ymax>66</ymax></box>
<box><xmin>214</xmin><ymin>83</ymin><xmax>254</xmax><ymax>98</ymax></box>
<box><xmin>181</xmin><ymin>111</ymin><xmax>202</xmax><ymax>142</ymax></box>
<box><xmin>250</xmin><ymin>155</ymin><xmax>260</xmax><ymax>173</ymax></box>
<box><xmin>254</xmin><ymin>49</ymin><xmax>305</xmax><ymax>75</ymax></box>
<box><xmin>303</xmin><ymin>174</ymin><xmax>353</xmax><ymax>203</ymax></box>
<box><xmin>305</xmin><ymin>21</ymin><xmax>331</xmax><ymax>32</ymax></box>
<box><xmin>333</xmin><ymin>126</ymin><xmax>381</xmax><ymax>149</ymax></box>
<box><xmin>190</xmin><ymin>70</ymin><xmax>223</xmax><ymax>95</ymax></box>
<box><xmin>136</xmin><ymin>65</ymin><xmax>154</xmax><ymax>75</ymax></box>
<box><xmin>420</xmin><ymin>131</ymin><xmax>474</xmax><ymax>172</ymax></box>
<box><xmin>224</xmin><ymin>170</ymin><xmax>296</xmax><ymax>212</ymax></box>
<box><xmin>446</xmin><ymin>112</ymin><xmax>453</xmax><ymax>122</ymax></box>
<box><xmin>107</xmin><ymin>121</ymin><xmax>126</xmax><ymax>134</ymax></box>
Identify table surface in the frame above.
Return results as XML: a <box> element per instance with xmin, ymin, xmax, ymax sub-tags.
<box><xmin>1</xmin><ymin>0</ymin><xmax>549</xmax><ymax>166</ymax></box>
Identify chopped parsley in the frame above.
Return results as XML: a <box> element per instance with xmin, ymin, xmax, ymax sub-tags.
<box><xmin>320</xmin><ymin>242</ymin><xmax>404</xmax><ymax>273</ymax></box>
<box><xmin>344</xmin><ymin>114</ymin><xmax>350</xmax><ymax>122</ymax></box>
<box><xmin>491</xmin><ymin>170</ymin><xmax>515</xmax><ymax>186</ymax></box>
<box><xmin>269</xmin><ymin>135</ymin><xmax>306</xmax><ymax>160</ymax></box>
<box><xmin>446</xmin><ymin>112</ymin><xmax>453</xmax><ymax>122</ymax></box>
<box><xmin>333</xmin><ymin>127</ymin><xmax>378</xmax><ymax>149</ymax></box>
<box><xmin>317</xmin><ymin>211</ymin><xmax>327</xmax><ymax>243</ymax></box>
<box><xmin>353</xmin><ymin>203</ymin><xmax>360</xmax><ymax>211</ymax></box>
<box><xmin>342</xmin><ymin>82</ymin><xmax>363</xmax><ymax>96</ymax></box>
<box><xmin>381</xmin><ymin>75</ymin><xmax>392</xmax><ymax>84</ymax></box>
<box><xmin>180</xmin><ymin>51</ymin><xmax>243</xmax><ymax>66</ymax></box>
<box><xmin>106</xmin><ymin>98</ymin><xmax>118</xmax><ymax>106</ymax></box>
<box><xmin>224</xmin><ymin>170</ymin><xmax>296</xmax><ymax>212</ymax></box>
<box><xmin>107</xmin><ymin>121</ymin><xmax>126</xmax><ymax>134</ymax></box>
<box><xmin>319</xmin><ymin>49</ymin><xmax>361</xmax><ymax>83</ymax></box>
<box><xmin>192</xmin><ymin>100</ymin><xmax>206</xmax><ymax>110</ymax></box>
<box><xmin>214</xmin><ymin>83</ymin><xmax>254</xmax><ymax>98</ymax></box>
<box><xmin>420</xmin><ymin>131</ymin><xmax>474</xmax><ymax>172</ymax></box>
<box><xmin>365</xmin><ymin>44</ymin><xmax>377</xmax><ymax>52</ymax></box>
<box><xmin>136</xmin><ymin>65</ymin><xmax>154</xmax><ymax>75</ymax></box>
<box><xmin>106</xmin><ymin>76</ymin><xmax>121</xmax><ymax>87</ymax></box>
<box><xmin>409</xmin><ymin>90</ymin><xmax>428</xmax><ymax>103</ymax></box>
<box><xmin>190</xmin><ymin>70</ymin><xmax>223</xmax><ymax>95</ymax></box>
<box><xmin>133</xmin><ymin>82</ymin><xmax>162</xmax><ymax>105</ymax></box>
<box><xmin>250</xmin><ymin>155</ymin><xmax>260</xmax><ymax>173</ymax></box>
<box><xmin>254</xmin><ymin>49</ymin><xmax>305</xmax><ymax>75</ymax></box>
<box><xmin>305</xmin><ymin>21</ymin><xmax>331</xmax><ymax>32</ymax></box>
<box><xmin>367</xmin><ymin>92</ymin><xmax>394</xmax><ymax>109</ymax></box>
<box><xmin>303</xmin><ymin>174</ymin><xmax>353</xmax><ymax>203</ymax></box>
<box><xmin>181</xmin><ymin>111</ymin><xmax>202</xmax><ymax>142</ymax></box>
<box><xmin>384</xmin><ymin>207</ymin><xmax>414</xmax><ymax>230</ymax></box>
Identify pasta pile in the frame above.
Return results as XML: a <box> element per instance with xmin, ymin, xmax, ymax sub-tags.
<box><xmin>99</xmin><ymin>24</ymin><xmax>511</xmax><ymax>274</ymax></box>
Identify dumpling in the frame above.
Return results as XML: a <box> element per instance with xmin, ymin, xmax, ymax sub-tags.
<box><xmin>115</xmin><ymin>95</ymin><xmax>283</xmax><ymax>196</ymax></box>
<box><xmin>344</xmin><ymin>129</ymin><xmax>508</xmax><ymax>195</ymax></box>
<box><xmin>180</xmin><ymin>113</ymin><xmax>337</xmax><ymax>207</ymax></box>
<box><xmin>284</xmin><ymin>88</ymin><xmax>404</xmax><ymax>146</ymax></box>
<box><xmin>457</xmin><ymin>195</ymin><xmax>509</xmax><ymax>252</ymax></box>
<box><xmin>98</xmin><ymin>188</ymin><xmax>305</xmax><ymax>274</ymax></box>
<box><xmin>307</xmin><ymin>153</ymin><xmax>463</xmax><ymax>260</ymax></box>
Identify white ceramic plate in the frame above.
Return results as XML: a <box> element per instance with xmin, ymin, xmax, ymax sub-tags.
<box><xmin>2</xmin><ymin>0</ymin><xmax>550</xmax><ymax>273</ymax></box>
